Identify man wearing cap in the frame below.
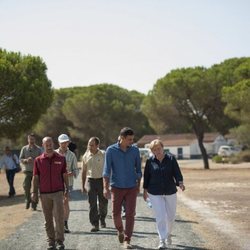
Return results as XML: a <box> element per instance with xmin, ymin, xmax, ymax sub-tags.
<box><xmin>55</xmin><ymin>134</ymin><xmax>78</xmax><ymax>233</ymax></box>
<box><xmin>31</xmin><ymin>137</ymin><xmax>68</xmax><ymax>250</ymax></box>
<box><xmin>103</xmin><ymin>127</ymin><xmax>142</xmax><ymax>249</ymax></box>
<box><xmin>82</xmin><ymin>137</ymin><xmax>108</xmax><ymax>232</ymax></box>
<box><xmin>19</xmin><ymin>133</ymin><xmax>42</xmax><ymax>210</ymax></box>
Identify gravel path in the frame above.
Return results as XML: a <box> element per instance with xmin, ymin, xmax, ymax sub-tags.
<box><xmin>0</xmin><ymin>175</ymin><xmax>205</xmax><ymax>250</ymax></box>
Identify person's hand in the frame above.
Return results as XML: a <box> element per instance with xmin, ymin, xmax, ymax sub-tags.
<box><xmin>82</xmin><ymin>187</ymin><xmax>87</xmax><ymax>193</ymax></box>
<box><xmin>103</xmin><ymin>188</ymin><xmax>110</xmax><ymax>199</ymax></box>
<box><xmin>179</xmin><ymin>183</ymin><xmax>185</xmax><ymax>191</ymax></box>
<box><xmin>73</xmin><ymin>169</ymin><xmax>80</xmax><ymax>178</ymax></box>
<box><xmin>67</xmin><ymin>171</ymin><xmax>74</xmax><ymax>176</ymax></box>
<box><xmin>31</xmin><ymin>192</ymin><xmax>38</xmax><ymax>203</ymax></box>
<box><xmin>64</xmin><ymin>189</ymin><xmax>69</xmax><ymax>198</ymax></box>
<box><xmin>64</xmin><ymin>192</ymin><xmax>69</xmax><ymax>201</ymax></box>
<box><xmin>27</xmin><ymin>157</ymin><xmax>33</xmax><ymax>163</ymax></box>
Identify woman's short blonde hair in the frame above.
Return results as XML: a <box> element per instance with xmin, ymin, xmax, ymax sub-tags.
<box><xmin>149</xmin><ymin>139</ymin><xmax>164</xmax><ymax>150</ymax></box>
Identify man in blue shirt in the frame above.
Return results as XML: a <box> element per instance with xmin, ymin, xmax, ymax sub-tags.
<box><xmin>103</xmin><ymin>127</ymin><xmax>142</xmax><ymax>249</ymax></box>
<box><xmin>0</xmin><ymin>146</ymin><xmax>19</xmax><ymax>197</ymax></box>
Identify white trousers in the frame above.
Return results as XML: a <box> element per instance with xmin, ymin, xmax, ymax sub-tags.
<box><xmin>148</xmin><ymin>193</ymin><xmax>177</xmax><ymax>241</ymax></box>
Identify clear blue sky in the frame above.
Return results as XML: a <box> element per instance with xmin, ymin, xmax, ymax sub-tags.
<box><xmin>1</xmin><ymin>0</ymin><xmax>250</xmax><ymax>94</ymax></box>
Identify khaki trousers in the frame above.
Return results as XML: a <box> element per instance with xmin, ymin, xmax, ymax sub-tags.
<box><xmin>40</xmin><ymin>191</ymin><xmax>64</xmax><ymax>244</ymax></box>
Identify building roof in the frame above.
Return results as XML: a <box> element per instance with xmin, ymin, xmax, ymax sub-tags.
<box><xmin>136</xmin><ymin>133</ymin><xmax>221</xmax><ymax>148</ymax></box>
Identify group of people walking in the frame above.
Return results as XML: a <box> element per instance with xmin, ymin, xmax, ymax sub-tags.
<box><xmin>0</xmin><ymin>127</ymin><xmax>185</xmax><ymax>250</ymax></box>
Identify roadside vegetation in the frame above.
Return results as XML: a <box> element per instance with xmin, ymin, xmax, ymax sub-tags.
<box><xmin>212</xmin><ymin>150</ymin><xmax>250</xmax><ymax>164</ymax></box>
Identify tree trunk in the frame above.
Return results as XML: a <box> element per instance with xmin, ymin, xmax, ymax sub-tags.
<box><xmin>196</xmin><ymin>133</ymin><xmax>209</xmax><ymax>169</ymax></box>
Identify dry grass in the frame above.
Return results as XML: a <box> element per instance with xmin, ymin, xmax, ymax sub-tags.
<box><xmin>178</xmin><ymin>160</ymin><xmax>250</xmax><ymax>250</ymax></box>
<box><xmin>0</xmin><ymin>172</ymin><xmax>34</xmax><ymax>240</ymax></box>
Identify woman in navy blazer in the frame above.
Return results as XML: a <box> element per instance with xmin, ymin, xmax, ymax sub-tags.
<box><xmin>143</xmin><ymin>139</ymin><xmax>185</xmax><ymax>249</ymax></box>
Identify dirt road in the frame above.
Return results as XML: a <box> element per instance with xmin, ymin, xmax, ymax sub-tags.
<box><xmin>0</xmin><ymin>159</ymin><xmax>249</xmax><ymax>249</ymax></box>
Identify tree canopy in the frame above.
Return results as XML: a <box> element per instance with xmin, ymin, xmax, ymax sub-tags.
<box><xmin>142</xmin><ymin>58</ymin><xmax>250</xmax><ymax>169</ymax></box>
<box><xmin>222</xmin><ymin>78</ymin><xmax>250</xmax><ymax>147</ymax></box>
<box><xmin>0</xmin><ymin>49</ymin><xmax>53</xmax><ymax>139</ymax></box>
<box><xmin>34</xmin><ymin>89</ymin><xmax>74</xmax><ymax>139</ymax></box>
<box><xmin>34</xmin><ymin>84</ymin><xmax>154</xmax><ymax>153</ymax></box>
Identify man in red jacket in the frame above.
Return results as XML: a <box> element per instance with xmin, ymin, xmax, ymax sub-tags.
<box><xmin>31</xmin><ymin>137</ymin><xmax>69</xmax><ymax>250</ymax></box>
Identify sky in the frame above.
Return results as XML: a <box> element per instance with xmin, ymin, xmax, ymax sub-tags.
<box><xmin>1</xmin><ymin>0</ymin><xmax>250</xmax><ymax>94</ymax></box>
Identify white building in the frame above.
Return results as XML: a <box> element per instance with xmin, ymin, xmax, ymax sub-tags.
<box><xmin>137</xmin><ymin>133</ymin><xmax>231</xmax><ymax>159</ymax></box>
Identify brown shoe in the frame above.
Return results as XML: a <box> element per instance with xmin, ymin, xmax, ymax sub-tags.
<box><xmin>124</xmin><ymin>240</ymin><xmax>132</xmax><ymax>249</ymax></box>
<box><xmin>118</xmin><ymin>231</ymin><xmax>124</xmax><ymax>243</ymax></box>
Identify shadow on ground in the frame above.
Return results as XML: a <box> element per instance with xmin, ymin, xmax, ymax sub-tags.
<box><xmin>0</xmin><ymin>194</ymin><xmax>25</xmax><ymax>207</ymax></box>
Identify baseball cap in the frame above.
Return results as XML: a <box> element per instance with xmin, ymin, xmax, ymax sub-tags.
<box><xmin>58</xmin><ymin>134</ymin><xmax>70</xmax><ymax>143</ymax></box>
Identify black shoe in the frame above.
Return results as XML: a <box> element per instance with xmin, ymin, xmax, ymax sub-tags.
<box><xmin>64</xmin><ymin>226</ymin><xmax>70</xmax><ymax>233</ymax></box>
<box><xmin>56</xmin><ymin>242</ymin><xmax>65</xmax><ymax>250</ymax></box>
<box><xmin>100</xmin><ymin>222</ymin><xmax>106</xmax><ymax>228</ymax></box>
<box><xmin>47</xmin><ymin>244</ymin><xmax>56</xmax><ymax>250</ymax></box>
<box><xmin>90</xmin><ymin>226</ymin><xmax>99</xmax><ymax>232</ymax></box>
<box><xmin>26</xmin><ymin>202</ymin><xmax>30</xmax><ymax>209</ymax></box>
<box><xmin>122</xmin><ymin>211</ymin><xmax>126</xmax><ymax>219</ymax></box>
<box><xmin>31</xmin><ymin>202</ymin><xmax>37</xmax><ymax>210</ymax></box>
<box><xmin>64</xmin><ymin>221</ymin><xmax>70</xmax><ymax>233</ymax></box>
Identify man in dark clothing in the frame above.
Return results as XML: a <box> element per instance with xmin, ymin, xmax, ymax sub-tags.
<box><xmin>19</xmin><ymin>133</ymin><xmax>42</xmax><ymax>210</ymax></box>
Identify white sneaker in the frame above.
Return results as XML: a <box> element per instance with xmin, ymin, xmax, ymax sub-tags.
<box><xmin>167</xmin><ymin>235</ymin><xmax>172</xmax><ymax>245</ymax></box>
<box><xmin>158</xmin><ymin>240</ymin><xmax>166</xmax><ymax>249</ymax></box>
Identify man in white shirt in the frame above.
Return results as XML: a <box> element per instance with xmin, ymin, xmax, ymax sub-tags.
<box><xmin>55</xmin><ymin>134</ymin><xmax>78</xmax><ymax>233</ymax></box>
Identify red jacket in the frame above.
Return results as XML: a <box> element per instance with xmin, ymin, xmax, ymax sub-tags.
<box><xmin>34</xmin><ymin>152</ymin><xmax>67</xmax><ymax>194</ymax></box>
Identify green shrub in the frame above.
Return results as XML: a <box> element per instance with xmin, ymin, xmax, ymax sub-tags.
<box><xmin>212</xmin><ymin>155</ymin><xmax>223</xmax><ymax>163</ymax></box>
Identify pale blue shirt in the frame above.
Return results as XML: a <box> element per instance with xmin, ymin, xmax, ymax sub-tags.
<box><xmin>0</xmin><ymin>154</ymin><xmax>19</xmax><ymax>170</ymax></box>
<box><xmin>103</xmin><ymin>143</ymin><xmax>142</xmax><ymax>188</ymax></box>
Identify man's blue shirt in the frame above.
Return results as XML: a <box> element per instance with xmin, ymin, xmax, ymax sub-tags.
<box><xmin>103</xmin><ymin>142</ymin><xmax>142</xmax><ymax>188</ymax></box>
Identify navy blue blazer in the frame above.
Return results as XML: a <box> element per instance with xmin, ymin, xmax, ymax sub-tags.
<box><xmin>143</xmin><ymin>153</ymin><xmax>183</xmax><ymax>195</ymax></box>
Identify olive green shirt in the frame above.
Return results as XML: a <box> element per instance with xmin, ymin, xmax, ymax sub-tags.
<box><xmin>19</xmin><ymin>144</ymin><xmax>42</xmax><ymax>172</ymax></box>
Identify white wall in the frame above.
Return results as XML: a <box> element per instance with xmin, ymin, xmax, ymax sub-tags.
<box><xmin>164</xmin><ymin>146</ymin><xmax>190</xmax><ymax>159</ymax></box>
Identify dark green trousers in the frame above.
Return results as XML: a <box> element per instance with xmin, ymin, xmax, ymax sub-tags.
<box><xmin>23</xmin><ymin>171</ymin><xmax>37</xmax><ymax>208</ymax></box>
<box><xmin>87</xmin><ymin>178</ymin><xmax>108</xmax><ymax>226</ymax></box>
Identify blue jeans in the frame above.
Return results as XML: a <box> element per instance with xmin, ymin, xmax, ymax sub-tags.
<box><xmin>6</xmin><ymin>169</ymin><xmax>16</xmax><ymax>196</ymax></box>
